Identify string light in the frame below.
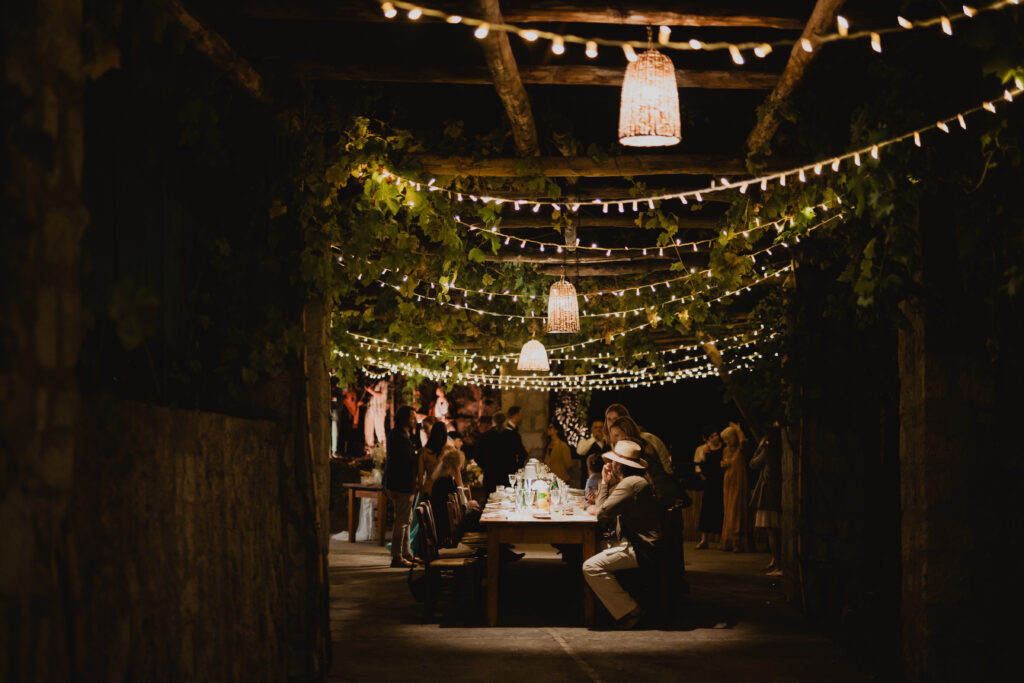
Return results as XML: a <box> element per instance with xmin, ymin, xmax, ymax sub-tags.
<box><xmin>376</xmin><ymin>86</ymin><xmax>1021</xmax><ymax>210</ymax></box>
<box><xmin>375</xmin><ymin>1</ymin><xmax>1020</xmax><ymax>65</ymax></box>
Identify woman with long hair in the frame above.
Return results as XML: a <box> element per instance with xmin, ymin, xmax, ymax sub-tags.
<box><xmin>719</xmin><ymin>422</ymin><xmax>750</xmax><ymax>552</ymax></box>
<box><xmin>418</xmin><ymin>420</ymin><xmax>448</xmax><ymax>496</ymax></box>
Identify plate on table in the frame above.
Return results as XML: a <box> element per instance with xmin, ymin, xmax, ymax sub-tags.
<box><xmin>532</xmin><ymin>512</ymin><xmax>551</xmax><ymax>519</ymax></box>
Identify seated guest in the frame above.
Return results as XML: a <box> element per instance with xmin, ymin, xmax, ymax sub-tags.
<box><xmin>606</xmin><ymin>415</ymin><xmax>680</xmax><ymax>507</ymax></box>
<box><xmin>582</xmin><ymin>439</ymin><xmax>661</xmax><ymax>630</ymax></box>
<box><xmin>584</xmin><ymin>454</ymin><xmax>602</xmax><ymax>503</ymax></box>
<box><xmin>429</xmin><ymin>446</ymin><xmax>479</xmax><ymax>544</ymax></box>
<box><xmin>575</xmin><ymin>420</ymin><xmax>608</xmax><ymax>487</ymax></box>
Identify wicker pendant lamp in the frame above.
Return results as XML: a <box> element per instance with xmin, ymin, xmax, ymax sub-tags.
<box><xmin>618</xmin><ymin>38</ymin><xmax>681</xmax><ymax>147</ymax></box>
<box><xmin>546</xmin><ymin>275</ymin><xmax>580</xmax><ymax>333</ymax></box>
<box><xmin>517</xmin><ymin>337</ymin><xmax>550</xmax><ymax>372</ymax></box>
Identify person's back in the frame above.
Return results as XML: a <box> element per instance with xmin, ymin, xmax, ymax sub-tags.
<box><xmin>429</xmin><ymin>475</ymin><xmax>459</xmax><ymax>543</ymax></box>
<box><xmin>384</xmin><ymin>424</ymin><xmax>417</xmax><ymax>494</ymax></box>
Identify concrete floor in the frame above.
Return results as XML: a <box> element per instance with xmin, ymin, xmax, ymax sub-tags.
<box><xmin>327</xmin><ymin>539</ymin><xmax>883</xmax><ymax>682</ymax></box>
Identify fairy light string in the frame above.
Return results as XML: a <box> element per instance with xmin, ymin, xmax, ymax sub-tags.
<box><xmin>377</xmin><ymin>84</ymin><xmax>1023</xmax><ymax>210</ymax></box>
<box><xmin>377</xmin><ymin>1</ymin><xmax>1021</xmax><ymax>63</ymax></box>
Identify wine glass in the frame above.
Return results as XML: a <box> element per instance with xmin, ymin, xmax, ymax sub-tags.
<box><xmin>508</xmin><ymin>473</ymin><xmax>516</xmax><ymax>487</ymax></box>
<box><xmin>523</xmin><ymin>489</ymin><xmax>536</xmax><ymax>510</ymax></box>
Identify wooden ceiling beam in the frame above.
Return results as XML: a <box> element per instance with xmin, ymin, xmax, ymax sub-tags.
<box><xmin>220</xmin><ymin>2</ymin><xmax>804</xmax><ymax>30</ymax></box>
<box><xmin>477</xmin><ymin>0</ymin><xmax>539</xmax><ymax>155</ymax></box>
<box><xmin>747</xmin><ymin>0</ymin><xmax>846</xmax><ymax>153</ymax></box>
<box><xmin>485</xmin><ymin>252</ymin><xmax>672</xmax><ymax>264</ymax></box>
<box><xmin>291</xmin><ymin>63</ymin><xmax>779</xmax><ymax>90</ymax></box>
<box><xmin>412</xmin><ymin>153</ymin><xmax>748</xmax><ymax>177</ymax></box>
<box><xmin>170</xmin><ymin>0</ymin><xmax>268</xmax><ymax>102</ymax></box>
<box><xmin>534</xmin><ymin>262</ymin><xmax>677</xmax><ymax>276</ymax></box>
<box><xmin>497</xmin><ymin>215</ymin><xmax>719</xmax><ymax>230</ymax></box>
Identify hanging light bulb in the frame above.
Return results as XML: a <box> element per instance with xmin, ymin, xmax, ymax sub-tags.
<box><xmin>518</xmin><ymin>338</ymin><xmax>550</xmax><ymax>372</ymax></box>
<box><xmin>546</xmin><ymin>276</ymin><xmax>580</xmax><ymax>333</ymax></box>
<box><xmin>618</xmin><ymin>46</ymin><xmax>681</xmax><ymax>147</ymax></box>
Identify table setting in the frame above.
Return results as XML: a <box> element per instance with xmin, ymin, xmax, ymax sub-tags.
<box><xmin>480</xmin><ymin>458</ymin><xmax>590</xmax><ymax>522</ymax></box>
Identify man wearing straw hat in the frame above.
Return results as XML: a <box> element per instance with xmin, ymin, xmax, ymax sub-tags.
<box><xmin>582</xmin><ymin>438</ymin><xmax>662</xmax><ymax>629</ymax></box>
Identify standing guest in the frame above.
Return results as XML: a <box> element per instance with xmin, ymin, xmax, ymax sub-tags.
<box><xmin>584</xmin><ymin>454</ymin><xmax>603</xmax><ymax>503</ymax></box>
<box><xmin>364</xmin><ymin>378</ymin><xmax>388</xmax><ymax>448</ymax></box>
<box><xmin>506</xmin><ymin>406</ymin><xmax>524</xmax><ymax>432</ymax></box>
<box><xmin>418</xmin><ymin>421</ymin><xmax>448</xmax><ymax>497</ymax></box>
<box><xmin>475</xmin><ymin>412</ymin><xmax>522</xmax><ymax>494</ymax></box>
<box><xmin>383</xmin><ymin>406</ymin><xmax>420</xmax><ymax>568</ymax></box>
<box><xmin>504</xmin><ymin>406</ymin><xmax>529</xmax><ymax>468</ymax></box>
<box><xmin>751</xmin><ymin>424</ymin><xmax>783</xmax><ymax>573</ymax></box>
<box><xmin>329</xmin><ymin>376</ymin><xmax>342</xmax><ymax>458</ymax></box>
<box><xmin>342</xmin><ymin>384</ymin><xmax>360</xmax><ymax>456</ymax></box>
<box><xmin>544</xmin><ymin>422</ymin><xmax>573</xmax><ymax>482</ymax></box>
<box><xmin>720</xmin><ymin>422</ymin><xmax>750</xmax><ymax>553</ymax></box>
<box><xmin>606</xmin><ymin>414</ymin><xmax>680</xmax><ymax>507</ymax></box>
<box><xmin>694</xmin><ymin>426</ymin><xmax>725</xmax><ymax>549</ymax></box>
<box><xmin>604</xmin><ymin>404</ymin><xmax>674</xmax><ymax>475</ymax></box>
<box><xmin>575</xmin><ymin>420</ymin><xmax>608</xmax><ymax>487</ymax></box>
<box><xmin>419</xmin><ymin>415</ymin><xmax>437</xmax><ymax>448</ymax></box>
<box><xmin>582</xmin><ymin>440</ymin><xmax>661</xmax><ymax>630</ymax></box>
<box><xmin>430</xmin><ymin>385</ymin><xmax>450</xmax><ymax>424</ymax></box>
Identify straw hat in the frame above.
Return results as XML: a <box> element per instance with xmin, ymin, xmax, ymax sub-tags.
<box><xmin>601</xmin><ymin>440</ymin><xmax>648</xmax><ymax>470</ymax></box>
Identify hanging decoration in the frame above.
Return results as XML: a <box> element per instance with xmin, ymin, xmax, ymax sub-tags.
<box><xmin>618</xmin><ymin>43</ymin><xmax>681</xmax><ymax>147</ymax></box>
<box><xmin>546</xmin><ymin>275</ymin><xmax>581</xmax><ymax>333</ymax></box>
<box><xmin>377</xmin><ymin>1</ymin><xmax>1022</xmax><ymax>64</ymax></box>
<box><xmin>517</xmin><ymin>338</ymin><xmax>550</xmax><ymax>372</ymax></box>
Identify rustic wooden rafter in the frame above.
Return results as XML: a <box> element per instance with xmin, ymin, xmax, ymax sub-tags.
<box><xmin>221</xmin><ymin>1</ymin><xmax>804</xmax><ymax>30</ymax></box>
<box><xmin>169</xmin><ymin>0</ymin><xmax>268</xmax><ymax>102</ymax></box>
<box><xmin>746</xmin><ymin>0</ymin><xmax>846</xmax><ymax>153</ymax></box>
<box><xmin>477</xmin><ymin>0</ymin><xmax>539</xmax><ymax>155</ymax></box>
<box><xmin>290</xmin><ymin>63</ymin><xmax>779</xmax><ymax>90</ymax></box>
<box><xmin>497</xmin><ymin>215</ymin><xmax>719</xmax><ymax>230</ymax></box>
<box><xmin>412</xmin><ymin>153</ymin><xmax>749</xmax><ymax>177</ymax></box>
<box><xmin>485</xmin><ymin>252</ymin><xmax>672</xmax><ymax>265</ymax></box>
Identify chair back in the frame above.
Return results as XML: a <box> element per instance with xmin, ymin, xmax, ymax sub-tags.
<box><xmin>415</xmin><ymin>502</ymin><xmax>440</xmax><ymax>563</ymax></box>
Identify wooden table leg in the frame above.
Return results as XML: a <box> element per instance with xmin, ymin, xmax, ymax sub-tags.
<box><xmin>377</xmin><ymin>491</ymin><xmax>387</xmax><ymax>546</ymax></box>
<box><xmin>487</xmin><ymin>531</ymin><xmax>500</xmax><ymax>626</ymax></box>
<box><xmin>581</xmin><ymin>527</ymin><xmax>597</xmax><ymax>626</ymax></box>
<box><xmin>348</xmin><ymin>489</ymin><xmax>356</xmax><ymax>543</ymax></box>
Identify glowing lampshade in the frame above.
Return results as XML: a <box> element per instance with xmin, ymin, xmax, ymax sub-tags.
<box><xmin>618</xmin><ymin>49</ymin><xmax>681</xmax><ymax>147</ymax></box>
<box><xmin>546</xmin><ymin>278</ymin><xmax>580</xmax><ymax>333</ymax></box>
<box><xmin>517</xmin><ymin>339</ymin><xmax>550</xmax><ymax>372</ymax></box>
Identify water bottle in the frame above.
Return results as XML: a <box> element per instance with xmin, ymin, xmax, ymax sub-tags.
<box><xmin>550</xmin><ymin>478</ymin><xmax>560</xmax><ymax>512</ymax></box>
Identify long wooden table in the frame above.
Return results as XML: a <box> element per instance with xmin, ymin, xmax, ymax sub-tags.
<box><xmin>479</xmin><ymin>504</ymin><xmax>600</xmax><ymax>627</ymax></box>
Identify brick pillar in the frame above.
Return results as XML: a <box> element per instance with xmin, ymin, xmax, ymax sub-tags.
<box><xmin>0</xmin><ymin>0</ymin><xmax>84</xmax><ymax>680</ymax></box>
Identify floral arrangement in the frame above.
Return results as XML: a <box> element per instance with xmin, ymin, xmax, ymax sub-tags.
<box><xmin>463</xmin><ymin>459</ymin><xmax>484</xmax><ymax>487</ymax></box>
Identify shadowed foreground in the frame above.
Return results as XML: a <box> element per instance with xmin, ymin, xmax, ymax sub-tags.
<box><xmin>328</xmin><ymin>539</ymin><xmax>890</xmax><ymax>682</ymax></box>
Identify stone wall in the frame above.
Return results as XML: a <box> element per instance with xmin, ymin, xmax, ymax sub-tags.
<box><xmin>71</xmin><ymin>400</ymin><xmax>300</xmax><ymax>681</ymax></box>
<box><xmin>0</xmin><ymin>0</ymin><xmax>84</xmax><ymax>680</ymax></box>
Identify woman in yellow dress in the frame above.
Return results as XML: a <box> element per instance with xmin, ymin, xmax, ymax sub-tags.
<box><xmin>719</xmin><ymin>422</ymin><xmax>750</xmax><ymax>552</ymax></box>
<box><xmin>544</xmin><ymin>422</ymin><xmax>573</xmax><ymax>482</ymax></box>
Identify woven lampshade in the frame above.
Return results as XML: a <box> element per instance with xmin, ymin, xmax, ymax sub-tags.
<box><xmin>517</xmin><ymin>338</ymin><xmax>550</xmax><ymax>372</ymax></box>
<box><xmin>546</xmin><ymin>278</ymin><xmax>580</xmax><ymax>333</ymax></box>
<box><xmin>618</xmin><ymin>48</ymin><xmax>681</xmax><ymax>147</ymax></box>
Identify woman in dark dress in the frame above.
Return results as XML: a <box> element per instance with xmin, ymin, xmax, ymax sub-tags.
<box><xmin>428</xmin><ymin>446</ymin><xmax>479</xmax><ymax>545</ymax></box>
<box><xmin>695</xmin><ymin>427</ymin><xmax>725</xmax><ymax>549</ymax></box>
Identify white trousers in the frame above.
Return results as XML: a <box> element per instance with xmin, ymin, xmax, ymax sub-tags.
<box><xmin>582</xmin><ymin>540</ymin><xmax>639</xmax><ymax>620</ymax></box>
<box><xmin>365</xmin><ymin>407</ymin><xmax>386</xmax><ymax>446</ymax></box>
<box><xmin>330</xmin><ymin>418</ymin><xmax>339</xmax><ymax>454</ymax></box>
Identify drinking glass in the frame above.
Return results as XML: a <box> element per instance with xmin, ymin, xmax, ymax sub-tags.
<box><xmin>508</xmin><ymin>473</ymin><xmax>516</xmax><ymax>487</ymax></box>
<box><xmin>549</xmin><ymin>487</ymin><xmax>562</xmax><ymax>512</ymax></box>
<box><xmin>523</xmin><ymin>489</ymin><xmax>536</xmax><ymax>509</ymax></box>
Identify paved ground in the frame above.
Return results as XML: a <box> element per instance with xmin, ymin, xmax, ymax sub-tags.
<box><xmin>327</xmin><ymin>539</ymin><xmax>889</xmax><ymax>682</ymax></box>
